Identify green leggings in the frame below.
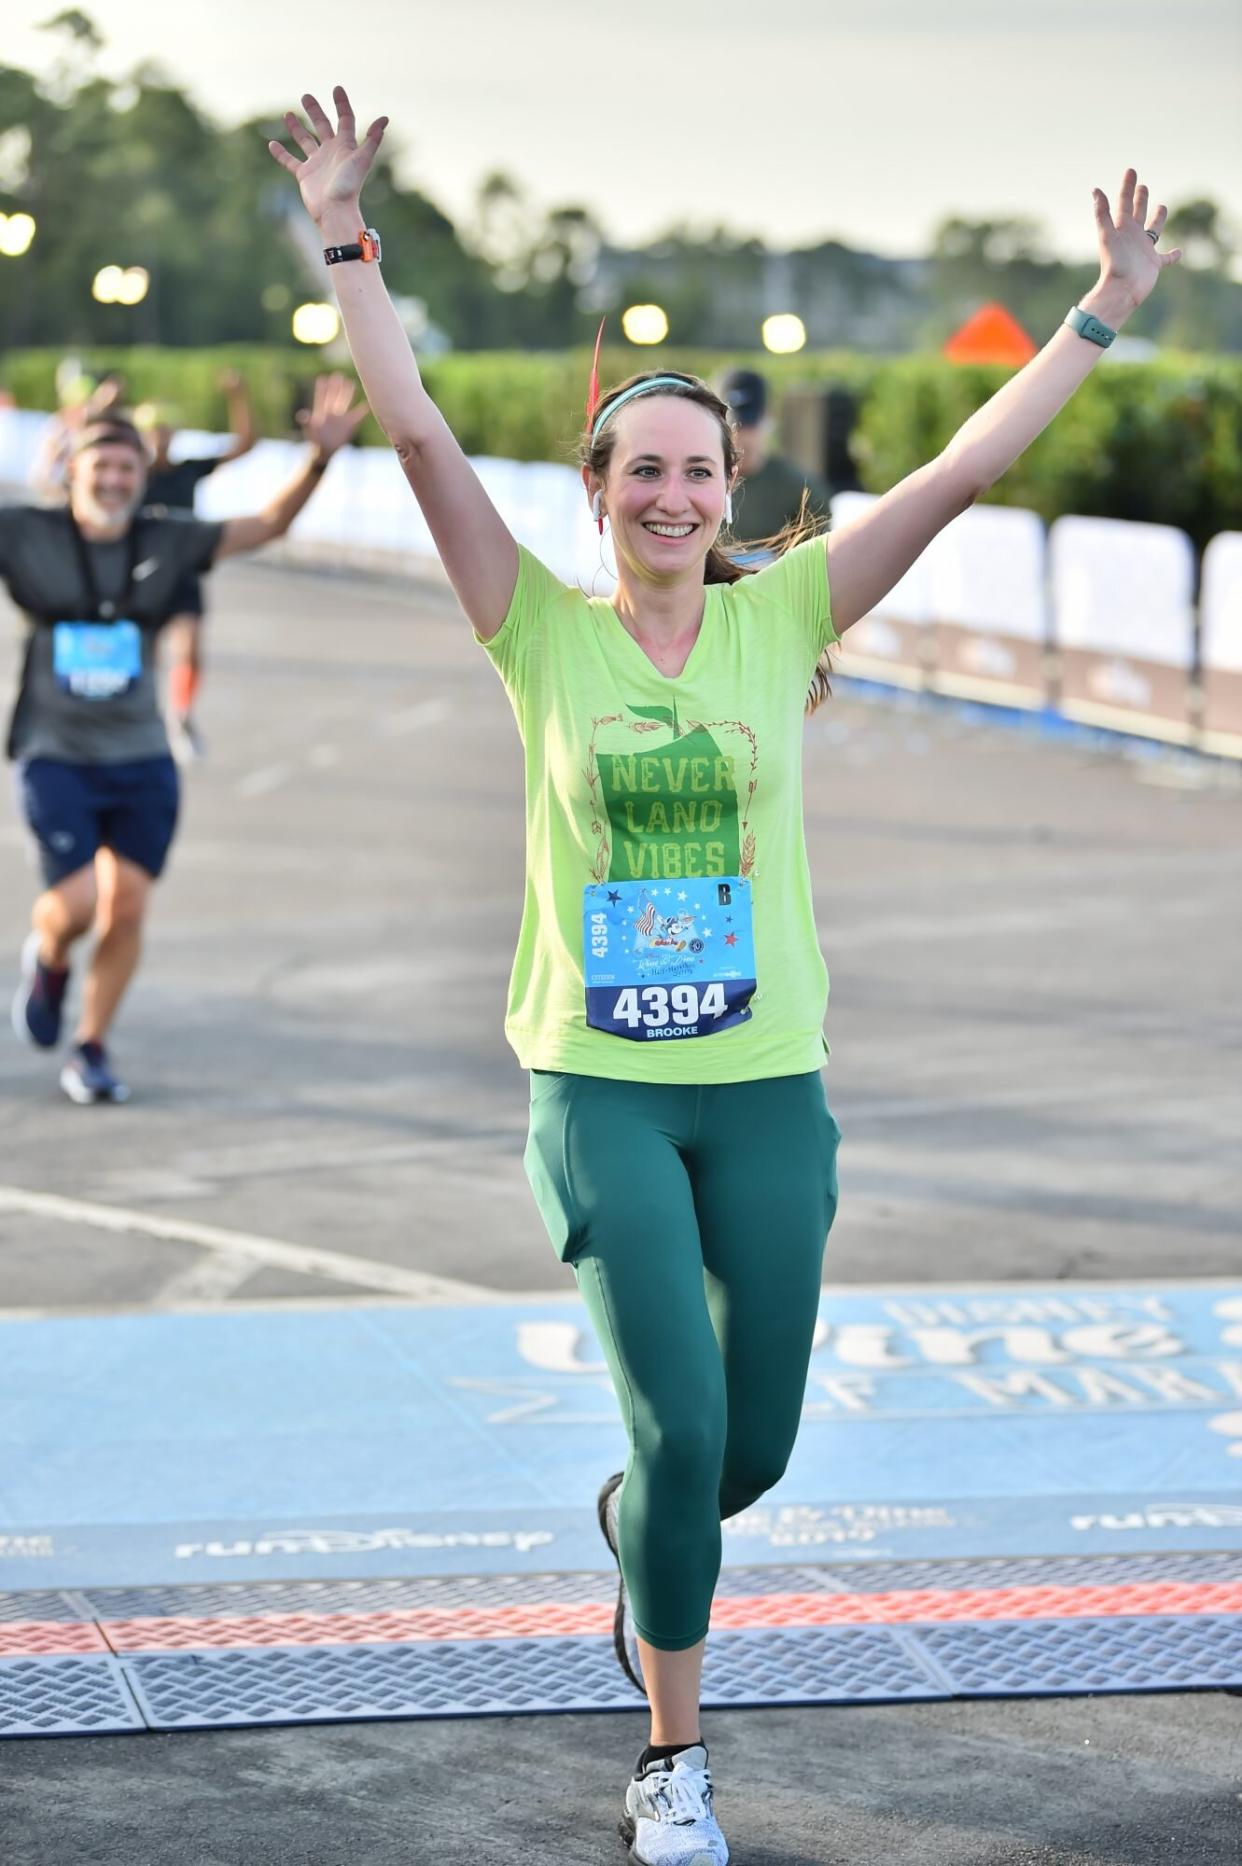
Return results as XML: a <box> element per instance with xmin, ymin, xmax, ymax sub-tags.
<box><xmin>525</xmin><ymin>1069</ymin><xmax>840</xmax><ymax>1650</ymax></box>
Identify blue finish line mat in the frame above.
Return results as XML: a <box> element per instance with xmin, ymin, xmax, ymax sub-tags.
<box><xmin>3</xmin><ymin>1281</ymin><xmax>1240</xmax><ymax>1733</ymax></box>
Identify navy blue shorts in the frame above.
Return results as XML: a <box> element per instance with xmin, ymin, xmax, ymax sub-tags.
<box><xmin>15</xmin><ymin>756</ymin><xmax>180</xmax><ymax>888</ymax></box>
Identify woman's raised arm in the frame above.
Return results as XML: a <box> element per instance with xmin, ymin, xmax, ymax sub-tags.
<box><xmin>825</xmin><ymin>169</ymin><xmax>1183</xmax><ymax>637</ymax></box>
<box><xmin>268</xmin><ymin>87</ymin><xmax>518</xmax><ymax>640</ymax></box>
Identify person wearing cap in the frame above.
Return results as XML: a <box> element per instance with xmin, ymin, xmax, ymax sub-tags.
<box><xmin>5</xmin><ymin>377</ymin><xmax>365</xmax><ymax>1104</ymax></box>
<box><xmin>270</xmin><ymin>92</ymin><xmax>1180</xmax><ymax>1866</ymax></box>
<box><xmin>137</xmin><ymin>370</ymin><xmax>259</xmax><ymax>763</ymax></box>
<box><xmin>28</xmin><ymin>370</ymin><xmax>128</xmax><ymax>505</ymax></box>
<box><xmin>717</xmin><ymin>366</ymin><xmax>832</xmax><ymax>550</ymax></box>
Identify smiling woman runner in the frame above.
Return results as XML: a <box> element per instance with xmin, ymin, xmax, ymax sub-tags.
<box><xmin>269</xmin><ymin>91</ymin><xmax>1180</xmax><ymax>1866</ymax></box>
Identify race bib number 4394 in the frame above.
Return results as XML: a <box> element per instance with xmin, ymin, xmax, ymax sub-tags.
<box><xmin>582</xmin><ymin>877</ymin><xmax>756</xmax><ymax>1041</ymax></box>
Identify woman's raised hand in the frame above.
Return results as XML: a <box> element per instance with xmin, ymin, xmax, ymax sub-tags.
<box><xmin>1092</xmin><ymin>169</ymin><xmax>1182</xmax><ymax>310</ymax></box>
<box><xmin>268</xmin><ymin>86</ymin><xmax>388</xmax><ymax>227</ymax></box>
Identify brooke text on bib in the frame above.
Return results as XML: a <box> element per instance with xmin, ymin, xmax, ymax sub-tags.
<box><xmin>583</xmin><ymin>876</ymin><xmax>756</xmax><ymax>1041</ymax></box>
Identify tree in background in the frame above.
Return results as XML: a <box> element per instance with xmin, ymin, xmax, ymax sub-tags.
<box><xmin>0</xmin><ymin>13</ymin><xmax>505</xmax><ymax>351</ymax></box>
<box><xmin>927</xmin><ymin>205</ymin><xmax>1241</xmax><ymax>353</ymax></box>
<box><xmin>0</xmin><ymin>16</ymin><xmax>1238</xmax><ymax>355</ymax></box>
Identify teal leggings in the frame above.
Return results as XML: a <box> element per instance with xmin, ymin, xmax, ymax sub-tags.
<box><xmin>525</xmin><ymin>1069</ymin><xmax>840</xmax><ymax>1650</ymax></box>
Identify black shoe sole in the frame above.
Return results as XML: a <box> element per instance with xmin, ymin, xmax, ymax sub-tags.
<box><xmin>597</xmin><ymin>1474</ymin><xmax>648</xmax><ymax>1700</ymax></box>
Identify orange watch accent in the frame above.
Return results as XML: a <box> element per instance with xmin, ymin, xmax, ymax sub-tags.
<box><xmin>323</xmin><ymin>227</ymin><xmax>383</xmax><ymax>267</ymax></box>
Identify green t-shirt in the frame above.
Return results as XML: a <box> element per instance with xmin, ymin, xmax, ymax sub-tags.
<box><xmin>480</xmin><ymin>538</ymin><xmax>838</xmax><ymax>1083</ymax></box>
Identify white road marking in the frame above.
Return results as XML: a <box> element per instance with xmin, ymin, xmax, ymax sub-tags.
<box><xmin>383</xmin><ymin>698</ymin><xmax>451</xmax><ymax>735</ymax></box>
<box><xmin>0</xmin><ymin>1184</ymin><xmax>512</xmax><ymax>1307</ymax></box>
<box><xmin>234</xmin><ymin>763</ymin><xmax>295</xmax><ymax>798</ymax></box>
<box><xmin>151</xmin><ymin>1252</ymin><xmax>257</xmax><ymax>1305</ymax></box>
<box><xmin>308</xmin><ymin>743</ymin><xmax>340</xmax><ymax>768</ymax></box>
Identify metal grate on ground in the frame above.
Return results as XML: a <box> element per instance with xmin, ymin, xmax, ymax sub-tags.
<box><xmin>2</xmin><ymin>1550</ymin><xmax>1240</xmax><ymax>1737</ymax></box>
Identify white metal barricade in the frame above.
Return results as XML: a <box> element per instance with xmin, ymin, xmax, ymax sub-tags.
<box><xmin>1049</xmin><ymin>515</ymin><xmax>1196</xmax><ymax>742</ymax></box>
<box><xmin>927</xmin><ymin>504</ymin><xmax>1049</xmax><ymax>708</ymax></box>
<box><xmin>1200</xmin><ymin>531</ymin><xmax>1242</xmax><ymax>754</ymax></box>
<box><xmin>829</xmin><ymin>490</ymin><xmax>934</xmax><ymax>688</ymax></box>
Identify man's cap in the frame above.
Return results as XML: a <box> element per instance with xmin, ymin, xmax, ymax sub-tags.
<box><xmin>719</xmin><ymin>368</ymin><xmax>768</xmax><ymax>427</ymax></box>
<box><xmin>71</xmin><ymin>418</ymin><xmax>147</xmax><ymax>458</ymax></box>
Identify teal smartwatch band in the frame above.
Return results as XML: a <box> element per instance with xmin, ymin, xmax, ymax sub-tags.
<box><xmin>1064</xmin><ymin>304</ymin><xmax>1116</xmax><ymax>348</ymax></box>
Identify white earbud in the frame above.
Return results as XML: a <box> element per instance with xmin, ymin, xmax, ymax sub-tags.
<box><xmin>591</xmin><ymin>491</ymin><xmax>603</xmax><ymax>523</ymax></box>
<box><xmin>725</xmin><ymin>492</ymin><xmax>734</xmax><ymax>525</ymax></box>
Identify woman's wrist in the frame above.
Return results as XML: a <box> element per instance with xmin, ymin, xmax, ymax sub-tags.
<box><xmin>315</xmin><ymin>200</ymin><xmax>365</xmax><ymax>244</ymax></box>
<box><xmin>1078</xmin><ymin>276</ymin><xmax>1140</xmax><ymax>331</ymax></box>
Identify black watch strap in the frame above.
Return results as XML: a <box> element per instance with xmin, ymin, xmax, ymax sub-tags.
<box><xmin>324</xmin><ymin>242</ymin><xmax>364</xmax><ymax>266</ymax></box>
<box><xmin>323</xmin><ymin>227</ymin><xmax>382</xmax><ymax>267</ymax></box>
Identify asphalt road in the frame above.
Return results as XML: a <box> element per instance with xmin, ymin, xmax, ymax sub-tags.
<box><xmin>2</xmin><ymin>557</ymin><xmax>1240</xmax><ymax>1865</ymax></box>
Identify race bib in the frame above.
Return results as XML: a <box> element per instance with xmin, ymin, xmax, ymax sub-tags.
<box><xmin>53</xmin><ymin>620</ymin><xmax>142</xmax><ymax>700</ymax></box>
<box><xmin>583</xmin><ymin>877</ymin><xmax>756</xmax><ymax>1041</ymax></box>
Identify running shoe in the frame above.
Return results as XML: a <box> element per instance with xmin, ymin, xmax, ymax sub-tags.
<box><xmin>59</xmin><ymin>1041</ymin><xmax>130</xmax><ymax>1106</ymax></box>
<box><xmin>621</xmin><ymin>1744</ymin><xmax>729</xmax><ymax>1866</ymax></box>
<box><xmin>12</xmin><ymin>932</ymin><xmax>70</xmax><ymax>1049</ymax></box>
<box><xmin>169</xmin><ymin>713</ymin><xmax>206</xmax><ymax>765</ymax></box>
<box><xmin>598</xmin><ymin>1470</ymin><xmax>647</xmax><ymax>1698</ymax></box>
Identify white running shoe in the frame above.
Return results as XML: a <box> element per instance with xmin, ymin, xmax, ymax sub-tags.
<box><xmin>597</xmin><ymin>1471</ymin><xmax>646</xmax><ymax>1698</ymax></box>
<box><xmin>621</xmin><ymin>1744</ymin><xmax>729</xmax><ymax>1866</ymax></box>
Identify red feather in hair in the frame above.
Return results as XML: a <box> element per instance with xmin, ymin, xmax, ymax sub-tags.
<box><xmin>586</xmin><ymin>318</ymin><xmax>606</xmax><ymax>532</ymax></box>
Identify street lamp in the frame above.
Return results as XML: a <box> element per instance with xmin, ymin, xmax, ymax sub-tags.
<box><xmin>0</xmin><ymin>213</ymin><xmax>36</xmax><ymax>258</ymax></box>
<box><xmin>92</xmin><ymin>265</ymin><xmax>149</xmax><ymax>305</ymax></box>
<box><xmin>762</xmin><ymin>313</ymin><xmax>807</xmax><ymax>356</ymax></box>
<box><xmin>621</xmin><ymin>303</ymin><xmax>669</xmax><ymax>345</ymax></box>
<box><xmin>292</xmin><ymin>302</ymin><xmax>340</xmax><ymax>345</ymax></box>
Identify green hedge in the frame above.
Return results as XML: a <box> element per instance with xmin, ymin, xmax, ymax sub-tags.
<box><xmin>3</xmin><ymin>345</ymin><xmax>1237</xmax><ymax>552</ymax></box>
<box><xmin>0</xmin><ymin>343</ymin><xmax>880</xmax><ymax>459</ymax></box>
<box><xmin>857</xmin><ymin>355</ymin><xmax>1242</xmax><ymax>554</ymax></box>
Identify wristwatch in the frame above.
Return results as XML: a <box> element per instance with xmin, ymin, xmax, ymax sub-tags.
<box><xmin>324</xmin><ymin>228</ymin><xmax>382</xmax><ymax>267</ymax></box>
<box><xmin>1063</xmin><ymin>304</ymin><xmax>1115</xmax><ymax>348</ymax></box>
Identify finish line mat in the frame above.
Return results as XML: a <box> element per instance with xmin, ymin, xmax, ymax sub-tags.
<box><xmin>3</xmin><ymin>1281</ymin><xmax>1240</xmax><ymax>1733</ymax></box>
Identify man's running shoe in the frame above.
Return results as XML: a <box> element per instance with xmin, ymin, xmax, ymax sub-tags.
<box><xmin>598</xmin><ymin>1471</ymin><xmax>647</xmax><ymax>1698</ymax></box>
<box><xmin>169</xmin><ymin>713</ymin><xmax>206</xmax><ymax>765</ymax></box>
<box><xmin>59</xmin><ymin>1041</ymin><xmax>130</xmax><ymax>1106</ymax></box>
<box><xmin>12</xmin><ymin>932</ymin><xmax>70</xmax><ymax>1049</ymax></box>
<box><xmin>621</xmin><ymin>1744</ymin><xmax>729</xmax><ymax>1866</ymax></box>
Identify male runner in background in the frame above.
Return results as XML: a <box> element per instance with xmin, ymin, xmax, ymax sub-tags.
<box><xmin>4</xmin><ymin>376</ymin><xmax>364</xmax><ymax>1104</ymax></box>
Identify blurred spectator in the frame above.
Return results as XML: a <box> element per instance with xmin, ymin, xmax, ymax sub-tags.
<box><xmin>718</xmin><ymin>367</ymin><xmax>833</xmax><ymax>545</ymax></box>
<box><xmin>137</xmin><ymin>370</ymin><xmax>256</xmax><ymax>510</ymax></box>
<box><xmin>133</xmin><ymin>371</ymin><xmax>257</xmax><ymax>764</ymax></box>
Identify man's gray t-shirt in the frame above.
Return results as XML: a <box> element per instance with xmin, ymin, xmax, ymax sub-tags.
<box><xmin>0</xmin><ymin>503</ymin><xmax>223</xmax><ymax>764</ymax></box>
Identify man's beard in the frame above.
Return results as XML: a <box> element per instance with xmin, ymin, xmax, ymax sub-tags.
<box><xmin>75</xmin><ymin>485</ymin><xmax>143</xmax><ymax>532</ymax></box>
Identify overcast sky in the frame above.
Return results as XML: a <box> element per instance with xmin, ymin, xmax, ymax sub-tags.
<box><xmin>8</xmin><ymin>0</ymin><xmax>1241</xmax><ymax>260</ymax></box>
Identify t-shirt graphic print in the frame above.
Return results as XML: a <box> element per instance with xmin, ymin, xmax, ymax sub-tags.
<box><xmin>586</xmin><ymin>698</ymin><xmax>751</xmax><ymax>884</ymax></box>
<box><xmin>583</xmin><ymin>698</ymin><xmax>759</xmax><ymax>1045</ymax></box>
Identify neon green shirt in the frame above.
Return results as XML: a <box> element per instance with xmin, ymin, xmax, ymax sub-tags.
<box><xmin>480</xmin><ymin>538</ymin><xmax>837</xmax><ymax>1082</ymax></box>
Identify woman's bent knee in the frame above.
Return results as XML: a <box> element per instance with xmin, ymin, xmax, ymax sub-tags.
<box><xmin>719</xmin><ymin>1452</ymin><xmax>791</xmax><ymax>1520</ymax></box>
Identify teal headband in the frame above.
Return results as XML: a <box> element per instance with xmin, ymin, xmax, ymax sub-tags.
<box><xmin>591</xmin><ymin>375</ymin><xmax>695</xmax><ymax>437</ymax></box>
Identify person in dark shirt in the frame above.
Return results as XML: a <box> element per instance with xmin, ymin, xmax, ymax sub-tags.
<box><xmin>5</xmin><ymin>378</ymin><xmax>364</xmax><ymax>1104</ymax></box>
<box><xmin>717</xmin><ymin>368</ymin><xmax>832</xmax><ymax>553</ymax></box>
<box><xmin>139</xmin><ymin>370</ymin><xmax>258</xmax><ymax>761</ymax></box>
